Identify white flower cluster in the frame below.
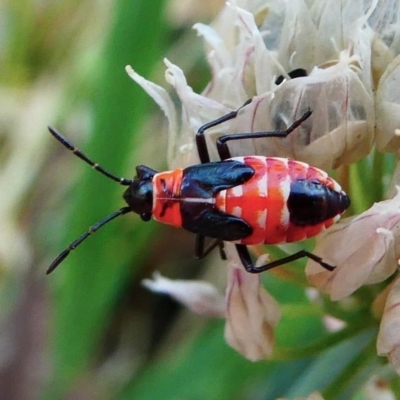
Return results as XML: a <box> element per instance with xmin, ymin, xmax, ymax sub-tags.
<box><xmin>127</xmin><ymin>0</ymin><xmax>400</xmax><ymax>369</ymax></box>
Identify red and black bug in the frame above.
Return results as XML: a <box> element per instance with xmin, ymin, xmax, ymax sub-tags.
<box><xmin>47</xmin><ymin>100</ymin><xmax>350</xmax><ymax>275</ymax></box>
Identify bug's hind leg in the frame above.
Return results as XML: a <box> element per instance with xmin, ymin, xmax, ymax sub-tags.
<box><xmin>235</xmin><ymin>244</ymin><xmax>335</xmax><ymax>273</ymax></box>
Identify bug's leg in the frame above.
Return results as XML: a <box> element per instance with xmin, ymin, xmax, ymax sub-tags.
<box><xmin>218</xmin><ymin>242</ymin><xmax>227</xmax><ymax>260</ymax></box>
<box><xmin>216</xmin><ymin>110</ymin><xmax>312</xmax><ymax>160</ymax></box>
<box><xmin>196</xmin><ymin>99</ymin><xmax>252</xmax><ymax>163</ymax></box>
<box><xmin>195</xmin><ymin>235</ymin><xmax>226</xmax><ymax>260</ymax></box>
<box><xmin>275</xmin><ymin>68</ymin><xmax>308</xmax><ymax>85</ymax></box>
<box><xmin>235</xmin><ymin>244</ymin><xmax>335</xmax><ymax>273</ymax></box>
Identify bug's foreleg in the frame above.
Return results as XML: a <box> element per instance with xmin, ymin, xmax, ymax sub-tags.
<box><xmin>195</xmin><ymin>235</ymin><xmax>226</xmax><ymax>260</ymax></box>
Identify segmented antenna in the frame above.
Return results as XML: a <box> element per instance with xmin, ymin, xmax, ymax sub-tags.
<box><xmin>48</xmin><ymin>127</ymin><xmax>133</xmax><ymax>185</ymax></box>
<box><xmin>47</xmin><ymin>206</ymin><xmax>131</xmax><ymax>274</ymax></box>
<box><xmin>47</xmin><ymin>127</ymin><xmax>135</xmax><ymax>274</ymax></box>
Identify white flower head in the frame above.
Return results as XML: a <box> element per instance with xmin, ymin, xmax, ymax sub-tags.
<box><xmin>128</xmin><ymin>0</ymin><xmax>400</xmax><ymax>363</ymax></box>
<box><xmin>127</xmin><ymin>1</ymin><xmax>378</xmax><ymax>171</ymax></box>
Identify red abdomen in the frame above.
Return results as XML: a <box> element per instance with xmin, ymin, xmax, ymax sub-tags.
<box><xmin>215</xmin><ymin>156</ymin><xmax>346</xmax><ymax>245</ymax></box>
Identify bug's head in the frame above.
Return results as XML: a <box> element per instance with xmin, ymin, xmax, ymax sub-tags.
<box><xmin>123</xmin><ymin>165</ymin><xmax>156</xmax><ymax>221</ymax></box>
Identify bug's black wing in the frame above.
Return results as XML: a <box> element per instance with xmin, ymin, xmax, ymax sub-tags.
<box><xmin>180</xmin><ymin>160</ymin><xmax>254</xmax><ymax>240</ymax></box>
<box><xmin>182</xmin><ymin>207</ymin><xmax>252</xmax><ymax>241</ymax></box>
<box><xmin>181</xmin><ymin>160</ymin><xmax>254</xmax><ymax>197</ymax></box>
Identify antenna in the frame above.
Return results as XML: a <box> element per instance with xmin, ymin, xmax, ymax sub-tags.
<box><xmin>48</xmin><ymin>127</ymin><xmax>133</xmax><ymax>185</ymax></box>
<box><xmin>47</xmin><ymin>127</ymin><xmax>135</xmax><ymax>274</ymax></box>
<box><xmin>47</xmin><ymin>206</ymin><xmax>131</xmax><ymax>274</ymax></box>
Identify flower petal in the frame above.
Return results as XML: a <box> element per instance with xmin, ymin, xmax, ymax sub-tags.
<box><xmin>224</xmin><ymin>255</ymin><xmax>281</xmax><ymax>361</ymax></box>
<box><xmin>377</xmin><ymin>275</ymin><xmax>400</xmax><ymax>374</ymax></box>
<box><xmin>125</xmin><ymin>65</ymin><xmax>181</xmax><ymax>167</ymax></box>
<box><xmin>164</xmin><ymin>58</ymin><xmax>234</xmax><ymax>167</ymax></box>
<box><xmin>376</xmin><ymin>54</ymin><xmax>400</xmax><ymax>152</ymax></box>
<box><xmin>142</xmin><ymin>272</ymin><xmax>225</xmax><ymax>317</ymax></box>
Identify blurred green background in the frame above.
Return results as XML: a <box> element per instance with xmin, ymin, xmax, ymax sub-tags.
<box><xmin>0</xmin><ymin>0</ymin><xmax>394</xmax><ymax>399</ymax></box>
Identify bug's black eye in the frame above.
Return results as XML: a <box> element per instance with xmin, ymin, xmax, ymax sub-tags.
<box><xmin>140</xmin><ymin>212</ymin><xmax>151</xmax><ymax>221</ymax></box>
